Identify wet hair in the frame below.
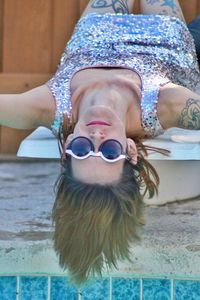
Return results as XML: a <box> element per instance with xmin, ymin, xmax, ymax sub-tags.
<box><xmin>52</xmin><ymin>116</ymin><xmax>167</xmax><ymax>286</ymax></box>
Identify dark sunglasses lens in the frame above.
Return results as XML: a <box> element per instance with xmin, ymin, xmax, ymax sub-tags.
<box><xmin>70</xmin><ymin>138</ymin><xmax>92</xmax><ymax>157</ymax></box>
<box><xmin>101</xmin><ymin>140</ymin><xmax>122</xmax><ymax>160</ymax></box>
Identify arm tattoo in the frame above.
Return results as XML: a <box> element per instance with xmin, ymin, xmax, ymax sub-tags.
<box><xmin>178</xmin><ymin>98</ymin><xmax>200</xmax><ymax>130</ymax></box>
<box><xmin>91</xmin><ymin>0</ymin><xmax>129</xmax><ymax>14</ymax></box>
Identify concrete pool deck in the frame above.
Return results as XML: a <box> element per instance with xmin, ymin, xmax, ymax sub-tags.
<box><xmin>0</xmin><ymin>158</ymin><xmax>199</xmax><ymax>279</ymax></box>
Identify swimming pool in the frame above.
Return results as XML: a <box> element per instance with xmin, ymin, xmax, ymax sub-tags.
<box><xmin>0</xmin><ymin>274</ymin><xmax>200</xmax><ymax>299</ymax></box>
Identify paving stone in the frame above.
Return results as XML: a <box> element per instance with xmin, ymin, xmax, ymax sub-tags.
<box><xmin>0</xmin><ymin>160</ymin><xmax>199</xmax><ymax>248</ymax></box>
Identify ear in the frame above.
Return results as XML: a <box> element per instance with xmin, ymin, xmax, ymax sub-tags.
<box><xmin>126</xmin><ymin>138</ymin><xmax>138</xmax><ymax>165</ymax></box>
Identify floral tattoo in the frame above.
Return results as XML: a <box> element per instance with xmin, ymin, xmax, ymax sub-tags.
<box><xmin>161</xmin><ymin>0</ymin><xmax>179</xmax><ymax>14</ymax></box>
<box><xmin>91</xmin><ymin>0</ymin><xmax>129</xmax><ymax>14</ymax></box>
<box><xmin>178</xmin><ymin>98</ymin><xmax>200</xmax><ymax>130</ymax></box>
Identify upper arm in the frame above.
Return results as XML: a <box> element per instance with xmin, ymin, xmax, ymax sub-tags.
<box><xmin>0</xmin><ymin>84</ymin><xmax>55</xmax><ymax>130</ymax></box>
<box><xmin>158</xmin><ymin>83</ymin><xmax>200</xmax><ymax>130</ymax></box>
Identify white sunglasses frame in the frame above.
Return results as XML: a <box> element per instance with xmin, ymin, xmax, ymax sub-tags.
<box><xmin>65</xmin><ymin>149</ymin><xmax>127</xmax><ymax>163</ymax></box>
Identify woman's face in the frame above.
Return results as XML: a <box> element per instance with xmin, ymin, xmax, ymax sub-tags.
<box><xmin>66</xmin><ymin>106</ymin><xmax>137</xmax><ymax>184</ymax></box>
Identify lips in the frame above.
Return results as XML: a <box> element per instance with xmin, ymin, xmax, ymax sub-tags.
<box><xmin>86</xmin><ymin>121</ymin><xmax>111</xmax><ymax>126</ymax></box>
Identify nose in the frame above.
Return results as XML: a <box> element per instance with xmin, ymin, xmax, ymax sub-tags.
<box><xmin>89</xmin><ymin>129</ymin><xmax>105</xmax><ymax>140</ymax></box>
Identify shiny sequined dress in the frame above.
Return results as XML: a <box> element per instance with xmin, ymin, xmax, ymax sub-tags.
<box><xmin>47</xmin><ymin>13</ymin><xmax>200</xmax><ymax>137</ymax></box>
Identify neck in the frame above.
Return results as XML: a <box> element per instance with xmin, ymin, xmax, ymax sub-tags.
<box><xmin>72</xmin><ymin>77</ymin><xmax>136</xmax><ymax>125</ymax></box>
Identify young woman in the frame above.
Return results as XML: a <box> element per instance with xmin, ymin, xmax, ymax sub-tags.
<box><xmin>0</xmin><ymin>0</ymin><xmax>200</xmax><ymax>285</ymax></box>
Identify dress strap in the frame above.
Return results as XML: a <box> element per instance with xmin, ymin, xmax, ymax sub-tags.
<box><xmin>140</xmin><ymin>82</ymin><xmax>164</xmax><ymax>137</ymax></box>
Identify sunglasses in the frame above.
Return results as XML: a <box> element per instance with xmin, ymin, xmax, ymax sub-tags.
<box><xmin>65</xmin><ymin>136</ymin><xmax>127</xmax><ymax>163</ymax></box>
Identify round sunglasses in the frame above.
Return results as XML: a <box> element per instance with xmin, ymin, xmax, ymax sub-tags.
<box><xmin>65</xmin><ymin>136</ymin><xmax>127</xmax><ymax>163</ymax></box>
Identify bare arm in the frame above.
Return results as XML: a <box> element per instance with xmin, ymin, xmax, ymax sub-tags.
<box><xmin>82</xmin><ymin>0</ymin><xmax>135</xmax><ymax>16</ymax></box>
<box><xmin>1</xmin><ymin>1</ymin><xmax>137</xmax><ymax>131</ymax></box>
<box><xmin>158</xmin><ymin>83</ymin><xmax>200</xmax><ymax>130</ymax></box>
<box><xmin>0</xmin><ymin>85</ymin><xmax>55</xmax><ymax>130</ymax></box>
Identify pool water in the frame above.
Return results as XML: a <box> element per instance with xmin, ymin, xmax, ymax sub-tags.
<box><xmin>0</xmin><ymin>275</ymin><xmax>200</xmax><ymax>300</ymax></box>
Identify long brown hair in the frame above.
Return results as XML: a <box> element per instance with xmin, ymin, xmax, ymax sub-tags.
<box><xmin>52</xmin><ymin>116</ymin><xmax>168</xmax><ymax>286</ymax></box>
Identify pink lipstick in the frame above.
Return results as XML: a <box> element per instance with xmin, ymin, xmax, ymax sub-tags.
<box><xmin>86</xmin><ymin>121</ymin><xmax>111</xmax><ymax>126</ymax></box>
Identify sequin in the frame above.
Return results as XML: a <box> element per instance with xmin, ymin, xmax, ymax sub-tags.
<box><xmin>47</xmin><ymin>13</ymin><xmax>200</xmax><ymax>137</ymax></box>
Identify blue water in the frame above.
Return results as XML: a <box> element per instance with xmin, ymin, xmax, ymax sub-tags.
<box><xmin>0</xmin><ymin>275</ymin><xmax>200</xmax><ymax>300</ymax></box>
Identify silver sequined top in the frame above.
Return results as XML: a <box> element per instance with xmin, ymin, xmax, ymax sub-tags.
<box><xmin>47</xmin><ymin>13</ymin><xmax>200</xmax><ymax>137</ymax></box>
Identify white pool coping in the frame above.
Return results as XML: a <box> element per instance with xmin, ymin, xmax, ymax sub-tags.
<box><xmin>0</xmin><ymin>243</ymin><xmax>199</xmax><ymax>279</ymax></box>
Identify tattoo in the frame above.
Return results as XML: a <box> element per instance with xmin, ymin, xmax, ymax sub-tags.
<box><xmin>178</xmin><ymin>98</ymin><xmax>200</xmax><ymax>130</ymax></box>
<box><xmin>147</xmin><ymin>0</ymin><xmax>181</xmax><ymax>18</ymax></box>
<box><xmin>161</xmin><ymin>0</ymin><xmax>176</xmax><ymax>10</ymax></box>
<box><xmin>161</xmin><ymin>0</ymin><xmax>179</xmax><ymax>15</ymax></box>
<box><xmin>146</xmin><ymin>0</ymin><xmax>159</xmax><ymax>4</ymax></box>
<box><xmin>91</xmin><ymin>0</ymin><xmax>129</xmax><ymax>14</ymax></box>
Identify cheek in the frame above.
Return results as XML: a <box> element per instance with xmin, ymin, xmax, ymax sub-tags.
<box><xmin>116</xmin><ymin>128</ymin><xmax>127</xmax><ymax>146</ymax></box>
<box><xmin>73</xmin><ymin>122</ymin><xmax>86</xmax><ymax>136</ymax></box>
